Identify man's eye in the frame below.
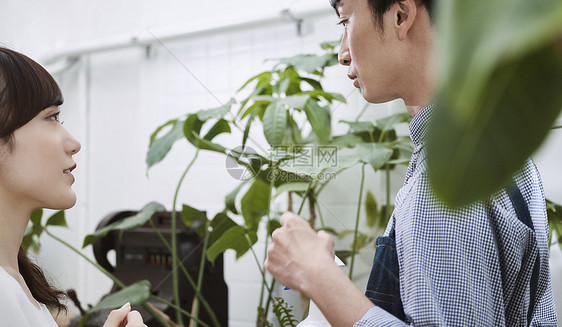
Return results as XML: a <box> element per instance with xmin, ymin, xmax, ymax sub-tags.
<box><xmin>337</xmin><ymin>20</ymin><xmax>347</xmax><ymax>27</ymax></box>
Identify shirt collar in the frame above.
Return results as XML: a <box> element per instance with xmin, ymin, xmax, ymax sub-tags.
<box><xmin>408</xmin><ymin>102</ymin><xmax>435</xmax><ymax>147</ymax></box>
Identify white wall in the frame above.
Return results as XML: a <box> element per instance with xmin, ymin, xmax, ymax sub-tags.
<box><xmin>2</xmin><ymin>1</ymin><xmax>561</xmax><ymax>326</ymax></box>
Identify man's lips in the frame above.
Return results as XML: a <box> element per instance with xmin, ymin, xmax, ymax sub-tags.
<box><xmin>347</xmin><ymin>73</ymin><xmax>359</xmax><ymax>88</ymax></box>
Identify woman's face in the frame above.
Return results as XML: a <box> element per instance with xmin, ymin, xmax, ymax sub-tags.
<box><xmin>0</xmin><ymin>106</ymin><xmax>81</xmax><ymax>210</ymax></box>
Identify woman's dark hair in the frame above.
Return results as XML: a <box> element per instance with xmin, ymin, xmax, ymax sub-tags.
<box><xmin>330</xmin><ymin>0</ymin><xmax>434</xmax><ymax>30</ymax></box>
<box><xmin>0</xmin><ymin>47</ymin><xmax>63</xmax><ymax>149</ymax></box>
<box><xmin>0</xmin><ymin>47</ymin><xmax>67</xmax><ymax>313</ymax></box>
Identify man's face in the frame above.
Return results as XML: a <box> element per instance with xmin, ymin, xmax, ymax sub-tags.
<box><xmin>337</xmin><ymin>0</ymin><xmax>404</xmax><ymax>103</ymax></box>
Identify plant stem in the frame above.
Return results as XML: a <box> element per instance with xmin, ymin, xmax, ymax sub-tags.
<box><xmin>297</xmin><ymin>180</ymin><xmax>314</xmax><ymax>215</ymax></box>
<box><xmin>354</xmin><ymin>103</ymin><xmax>370</xmax><ymax>122</ymax></box>
<box><xmin>349</xmin><ymin>164</ymin><xmax>366</xmax><ymax>279</ymax></box>
<box><xmin>256</xmin><ymin>173</ymin><xmax>276</xmax><ymax>325</ymax></box>
<box><xmin>148</xmin><ymin>220</ymin><xmax>220</xmax><ymax>326</ymax></box>
<box><xmin>307</xmin><ymin>192</ymin><xmax>316</xmax><ymax>229</ymax></box>
<box><xmin>192</xmin><ymin>225</ymin><xmax>210</xmax><ymax>327</ymax></box>
<box><xmin>315</xmin><ymin>202</ymin><xmax>326</xmax><ymax>229</ymax></box>
<box><xmin>172</xmin><ymin>150</ymin><xmax>200</xmax><ymax>326</ymax></box>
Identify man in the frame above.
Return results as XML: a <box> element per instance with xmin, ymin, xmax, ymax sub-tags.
<box><xmin>264</xmin><ymin>0</ymin><xmax>558</xmax><ymax>325</ymax></box>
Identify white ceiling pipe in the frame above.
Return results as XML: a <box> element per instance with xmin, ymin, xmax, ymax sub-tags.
<box><xmin>41</xmin><ymin>1</ymin><xmax>334</xmax><ymax>67</ymax></box>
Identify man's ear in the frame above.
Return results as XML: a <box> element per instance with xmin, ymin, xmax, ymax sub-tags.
<box><xmin>394</xmin><ymin>0</ymin><xmax>417</xmax><ymax>40</ymax></box>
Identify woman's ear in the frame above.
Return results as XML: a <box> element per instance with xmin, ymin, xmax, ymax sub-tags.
<box><xmin>394</xmin><ymin>0</ymin><xmax>417</xmax><ymax>40</ymax></box>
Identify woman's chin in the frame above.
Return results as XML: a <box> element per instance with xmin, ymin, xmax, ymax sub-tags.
<box><xmin>46</xmin><ymin>194</ymin><xmax>77</xmax><ymax>210</ymax></box>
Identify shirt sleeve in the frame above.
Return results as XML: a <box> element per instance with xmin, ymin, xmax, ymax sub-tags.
<box><xmin>354</xmin><ymin>306</ymin><xmax>409</xmax><ymax>327</ymax></box>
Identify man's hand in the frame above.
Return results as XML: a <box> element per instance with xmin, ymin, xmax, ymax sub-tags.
<box><xmin>264</xmin><ymin>212</ymin><xmax>335</xmax><ymax>293</ymax></box>
<box><xmin>103</xmin><ymin>303</ymin><xmax>147</xmax><ymax>327</ymax></box>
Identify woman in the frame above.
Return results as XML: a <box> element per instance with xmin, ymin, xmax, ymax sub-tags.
<box><xmin>0</xmin><ymin>47</ymin><xmax>145</xmax><ymax>326</ymax></box>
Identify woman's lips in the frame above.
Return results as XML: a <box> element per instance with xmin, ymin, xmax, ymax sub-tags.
<box><xmin>64</xmin><ymin>164</ymin><xmax>76</xmax><ymax>182</ymax></box>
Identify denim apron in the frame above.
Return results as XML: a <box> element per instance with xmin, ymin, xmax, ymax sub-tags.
<box><xmin>363</xmin><ymin>182</ymin><xmax>539</xmax><ymax>325</ymax></box>
<box><xmin>364</xmin><ymin>225</ymin><xmax>406</xmax><ymax>321</ymax></box>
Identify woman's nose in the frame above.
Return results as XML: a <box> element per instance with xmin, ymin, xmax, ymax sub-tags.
<box><xmin>65</xmin><ymin>130</ymin><xmax>81</xmax><ymax>155</ymax></box>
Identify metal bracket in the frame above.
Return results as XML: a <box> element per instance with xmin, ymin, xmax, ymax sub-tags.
<box><xmin>281</xmin><ymin>8</ymin><xmax>304</xmax><ymax>36</ymax></box>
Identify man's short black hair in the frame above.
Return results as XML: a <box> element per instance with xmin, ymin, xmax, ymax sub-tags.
<box><xmin>330</xmin><ymin>0</ymin><xmax>434</xmax><ymax>30</ymax></box>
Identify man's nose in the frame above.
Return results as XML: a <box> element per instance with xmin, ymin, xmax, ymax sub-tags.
<box><xmin>338</xmin><ymin>32</ymin><xmax>351</xmax><ymax>66</ymax></box>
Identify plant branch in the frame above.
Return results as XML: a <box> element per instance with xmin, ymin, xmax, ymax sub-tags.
<box><xmin>191</xmin><ymin>225</ymin><xmax>210</xmax><ymax>327</ymax></box>
<box><xmin>172</xmin><ymin>149</ymin><xmax>200</xmax><ymax>326</ymax></box>
<box><xmin>349</xmin><ymin>164</ymin><xmax>366</xmax><ymax>279</ymax></box>
<box><xmin>148</xmin><ymin>220</ymin><xmax>220</xmax><ymax>327</ymax></box>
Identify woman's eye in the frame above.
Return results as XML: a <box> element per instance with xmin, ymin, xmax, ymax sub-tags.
<box><xmin>48</xmin><ymin>112</ymin><xmax>61</xmax><ymax>123</ymax></box>
<box><xmin>337</xmin><ymin>20</ymin><xmax>347</xmax><ymax>27</ymax></box>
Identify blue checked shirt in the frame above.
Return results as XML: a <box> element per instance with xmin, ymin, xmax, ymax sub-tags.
<box><xmin>355</xmin><ymin>104</ymin><xmax>558</xmax><ymax>326</ymax></box>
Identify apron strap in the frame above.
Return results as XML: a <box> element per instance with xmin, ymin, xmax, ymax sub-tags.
<box><xmin>506</xmin><ymin>181</ymin><xmax>540</xmax><ymax>326</ymax></box>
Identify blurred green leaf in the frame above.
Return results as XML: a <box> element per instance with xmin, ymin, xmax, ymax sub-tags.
<box><xmin>83</xmin><ymin>202</ymin><xmax>165</xmax><ymax>248</ymax></box>
<box><xmin>80</xmin><ymin>280</ymin><xmax>151</xmax><ymax>326</ymax></box>
<box><xmin>206</xmin><ymin>226</ymin><xmax>258</xmax><ymax>262</ymax></box>
<box><xmin>196</xmin><ymin>99</ymin><xmax>235</xmax><ymax>121</ymax></box>
<box><xmin>209</xmin><ymin>213</ymin><xmax>238</xmax><ymax>245</ymax></box>
<box><xmin>146</xmin><ymin>119</ymin><xmax>184</xmax><ymax>169</ymax></box>
<box><xmin>428</xmin><ymin>0</ymin><xmax>562</xmax><ymax>206</ymax></box>
<box><xmin>225</xmin><ymin>182</ymin><xmax>248</xmax><ymax>215</ymax></box>
<box><xmin>46</xmin><ymin>210</ymin><xmax>67</xmax><ymax>227</ymax></box>
<box><xmin>241</xmin><ymin>179</ymin><xmax>271</xmax><ymax>231</ymax></box>
<box><xmin>181</xmin><ymin>204</ymin><xmax>208</xmax><ymax>237</ymax></box>
<box><xmin>304</xmin><ymin>99</ymin><xmax>331</xmax><ymax>143</ymax></box>
<box><xmin>340</xmin><ymin>120</ymin><xmax>376</xmax><ymax>134</ymax></box>
<box><xmin>30</xmin><ymin>209</ymin><xmax>43</xmax><ymax>236</ymax></box>
<box><xmin>305</xmin><ymin>90</ymin><xmax>346</xmax><ymax>104</ymax></box>
<box><xmin>355</xmin><ymin>143</ymin><xmax>394</xmax><ymax>170</ymax></box>
<box><xmin>267</xmin><ymin>219</ymin><xmax>282</xmax><ymax>237</ymax></box>
<box><xmin>546</xmin><ymin>198</ymin><xmax>562</xmax><ymax>249</ymax></box>
<box><xmin>203</xmin><ymin>118</ymin><xmax>231</xmax><ymax>141</ymax></box>
<box><xmin>278</xmin><ymin>54</ymin><xmax>333</xmax><ymax>74</ymax></box>
<box><xmin>263</xmin><ymin>102</ymin><xmax>287</xmax><ymax>146</ymax></box>
<box><xmin>374</xmin><ymin>112</ymin><xmax>412</xmax><ymax>131</ymax></box>
<box><xmin>183</xmin><ymin>114</ymin><xmax>227</xmax><ymax>153</ymax></box>
<box><xmin>274</xmin><ymin>182</ymin><xmax>310</xmax><ymax>198</ymax></box>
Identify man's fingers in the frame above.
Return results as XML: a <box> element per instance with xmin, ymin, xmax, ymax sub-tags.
<box><xmin>280</xmin><ymin>211</ymin><xmax>296</xmax><ymax>225</ymax></box>
<box><xmin>103</xmin><ymin>303</ymin><xmax>131</xmax><ymax>327</ymax></box>
<box><xmin>126</xmin><ymin>310</ymin><xmax>145</xmax><ymax>326</ymax></box>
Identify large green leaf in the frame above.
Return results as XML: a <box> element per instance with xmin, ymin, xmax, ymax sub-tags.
<box><xmin>183</xmin><ymin>114</ymin><xmax>227</xmax><ymax>153</ymax></box>
<box><xmin>304</xmin><ymin>99</ymin><xmax>331</xmax><ymax>143</ymax></box>
<box><xmin>146</xmin><ymin>119</ymin><xmax>184</xmax><ymax>169</ymax></box>
<box><xmin>278</xmin><ymin>54</ymin><xmax>334</xmax><ymax>74</ymax></box>
<box><xmin>206</xmin><ymin>226</ymin><xmax>258</xmax><ymax>262</ymax></box>
<box><xmin>46</xmin><ymin>210</ymin><xmax>67</xmax><ymax>227</ymax></box>
<box><xmin>209</xmin><ymin>213</ymin><xmax>238</xmax><ymax>245</ymax></box>
<box><xmin>274</xmin><ymin>182</ymin><xmax>311</xmax><ymax>198</ymax></box>
<box><xmin>203</xmin><ymin>118</ymin><xmax>231</xmax><ymax>141</ymax></box>
<box><xmin>354</xmin><ymin>143</ymin><xmax>394</xmax><ymax>171</ymax></box>
<box><xmin>181</xmin><ymin>204</ymin><xmax>208</xmax><ymax>237</ymax></box>
<box><xmin>427</xmin><ymin>0</ymin><xmax>562</xmax><ymax>206</ymax></box>
<box><xmin>240</xmin><ymin>178</ymin><xmax>271</xmax><ymax>231</ymax></box>
<box><xmin>79</xmin><ymin>280</ymin><xmax>151</xmax><ymax>327</ymax></box>
<box><xmin>83</xmin><ymin>202</ymin><xmax>165</xmax><ymax>248</ymax></box>
<box><xmin>263</xmin><ymin>102</ymin><xmax>287</xmax><ymax>146</ymax></box>
<box><xmin>196</xmin><ymin>99</ymin><xmax>235</xmax><ymax>121</ymax></box>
